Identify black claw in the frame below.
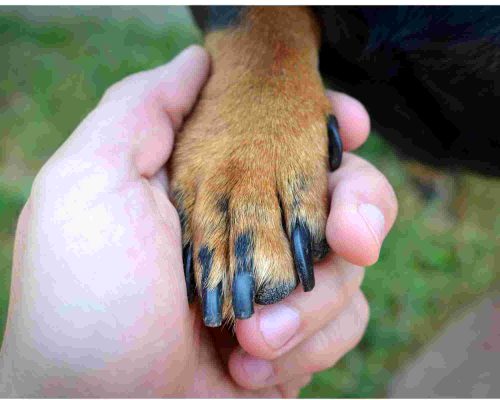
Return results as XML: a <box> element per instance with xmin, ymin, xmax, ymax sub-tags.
<box><xmin>203</xmin><ymin>283</ymin><xmax>223</xmax><ymax>327</ymax></box>
<box><xmin>327</xmin><ymin>115</ymin><xmax>343</xmax><ymax>171</ymax></box>
<box><xmin>199</xmin><ymin>246</ymin><xmax>223</xmax><ymax>327</ymax></box>
<box><xmin>291</xmin><ymin>221</ymin><xmax>315</xmax><ymax>292</ymax></box>
<box><xmin>232</xmin><ymin>233</ymin><xmax>255</xmax><ymax>319</ymax></box>
<box><xmin>233</xmin><ymin>271</ymin><xmax>254</xmax><ymax>319</ymax></box>
<box><xmin>183</xmin><ymin>242</ymin><xmax>195</xmax><ymax>304</ymax></box>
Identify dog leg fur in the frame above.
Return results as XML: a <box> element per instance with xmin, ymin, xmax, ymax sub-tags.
<box><xmin>169</xmin><ymin>7</ymin><xmax>338</xmax><ymax>327</ymax></box>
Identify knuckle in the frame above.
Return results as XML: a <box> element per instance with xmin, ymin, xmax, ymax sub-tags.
<box><xmin>335</xmin><ymin>275</ymin><xmax>352</xmax><ymax>310</ymax></box>
<box><xmin>305</xmin><ymin>292</ymin><xmax>370</xmax><ymax>374</ymax></box>
<box><xmin>348</xmin><ymin>164</ymin><xmax>398</xmax><ymax>229</ymax></box>
<box><xmin>336</xmin><ymin>258</ymin><xmax>365</xmax><ymax>295</ymax></box>
<box><xmin>101</xmin><ymin>71</ymin><xmax>150</xmax><ymax>102</ymax></box>
<box><xmin>355</xmin><ymin>291</ymin><xmax>370</xmax><ymax>333</ymax></box>
<box><xmin>367</xmin><ymin>167</ymin><xmax>398</xmax><ymax>219</ymax></box>
<box><xmin>312</xmin><ymin>328</ymin><xmax>333</xmax><ymax>356</ymax></box>
<box><xmin>305</xmin><ymin>330</ymin><xmax>336</xmax><ymax>373</ymax></box>
<box><xmin>322</xmin><ymin>273</ymin><xmax>348</xmax><ymax>319</ymax></box>
<box><xmin>102</xmin><ymin>79</ymin><xmax>125</xmax><ymax>101</ymax></box>
<box><xmin>31</xmin><ymin>161</ymin><xmax>63</xmax><ymax>199</ymax></box>
<box><xmin>343</xmin><ymin>153</ymin><xmax>374</xmax><ymax>172</ymax></box>
<box><xmin>385</xmin><ymin>180</ymin><xmax>399</xmax><ymax>220</ymax></box>
<box><xmin>280</xmin><ymin>374</ymin><xmax>313</xmax><ymax>398</ymax></box>
<box><xmin>373</xmin><ymin>171</ymin><xmax>398</xmax><ymax>214</ymax></box>
<box><xmin>349</xmin><ymin>291</ymin><xmax>370</xmax><ymax>348</ymax></box>
<box><xmin>335</xmin><ymin>280</ymin><xmax>349</xmax><ymax>311</ymax></box>
<box><xmin>305</xmin><ymin>359</ymin><xmax>330</xmax><ymax>375</ymax></box>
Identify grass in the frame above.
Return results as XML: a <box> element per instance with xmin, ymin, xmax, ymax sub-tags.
<box><xmin>1</xmin><ymin>6</ymin><xmax>499</xmax><ymax>397</ymax></box>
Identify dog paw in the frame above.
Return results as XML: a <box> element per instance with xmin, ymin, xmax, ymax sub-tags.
<box><xmin>169</xmin><ymin>74</ymin><xmax>342</xmax><ymax>327</ymax></box>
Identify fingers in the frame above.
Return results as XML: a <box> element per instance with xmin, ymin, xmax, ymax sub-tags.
<box><xmin>132</xmin><ymin>45</ymin><xmax>210</xmax><ymax>177</ymax></box>
<box><xmin>36</xmin><ymin>45</ymin><xmax>210</xmax><ymax>195</ymax></box>
<box><xmin>326</xmin><ymin>153</ymin><xmax>398</xmax><ymax>266</ymax></box>
<box><xmin>229</xmin><ymin>291</ymin><xmax>369</xmax><ymax>390</ymax></box>
<box><xmin>95</xmin><ymin>44</ymin><xmax>210</xmax><ymax>177</ymax></box>
<box><xmin>235</xmin><ymin>257</ymin><xmax>364</xmax><ymax>360</ymax></box>
<box><xmin>323</xmin><ymin>91</ymin><xmax>397</xmax><ymax>266</ymax></box>
<box><xmin>326</xmin><ymin>90</ymin><xmax>370</xmax><ymax>152</ymax></box>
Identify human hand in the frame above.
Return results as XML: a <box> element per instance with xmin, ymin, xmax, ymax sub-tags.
<box><xmin>0</xmin><ymin>45</ymin><xmax>397</xmax><ymax>397</ymax></box>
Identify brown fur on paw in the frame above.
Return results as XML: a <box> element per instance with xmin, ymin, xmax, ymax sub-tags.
<box><xmin>168</xmin><ymin>7</ymin><xmax>336</xmax><ymax>327</ymax></box>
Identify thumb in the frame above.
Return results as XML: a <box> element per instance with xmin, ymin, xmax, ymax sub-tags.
<box><xmin>45</xmin><ymin>45</ymin><xmax>210</xmax><ymax>184</ymax></box>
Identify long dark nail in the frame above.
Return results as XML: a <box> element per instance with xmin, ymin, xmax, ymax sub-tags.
<box><xmin>233</xmin><ymin>272</ymin><xmax>254</xmax><ymax>318</ymax></box>
<box><xmin>199</xmin><ymin>246</ymin><xmax>223</xmax><ymax>327</ymax></box>
<box><xmin>232</xmin><ymin>233</ymin><xmax>255</xmax><ymax>319</ymax></box>
<box><xmin>291</xmin><ymin>221</ymin><xmax>315</xmax><ymax>292</ymax></box>
<box><xmin>327</xmin><ymin>115</ymin><xmax>343</xmax><ymax>171</ymax></box>
<box><xmin>203</xmin><ymin>283</ymin><xmax>223</xmax><ymax>327</ymax></box>
<box><xmin>183</xmin><ymin>242</ymin><xmax>195</xmax><ymax>303</ymax></box>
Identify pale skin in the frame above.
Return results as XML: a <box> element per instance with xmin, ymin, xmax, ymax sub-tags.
<box><xmin>0</xmin><ymin>46</ymin><xmax>398</xmax><ymax>397</ymax></box>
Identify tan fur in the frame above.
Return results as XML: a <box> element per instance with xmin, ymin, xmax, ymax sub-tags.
<box><xmin>169</xmin><ymin>7</ymin><xmax>331</xmax><ymax>323</ymax></box>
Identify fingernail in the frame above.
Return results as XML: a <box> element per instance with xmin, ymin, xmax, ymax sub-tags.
<box><xmin>260</xmin><ymin>304</ymin><xmax>300</xmax><ymax>349</ymax></box>
<box><xmin>241</xmin><ymin>353</ymin><xmax>274</xmax><ymax>385</ymax></box>
<box><xmin>358</xmin><ymin>203</ymin><xmax>385</xmax><ymax>246</ymax></box>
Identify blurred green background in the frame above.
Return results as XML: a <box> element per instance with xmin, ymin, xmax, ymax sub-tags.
<box><xmin>0</xmin><ymin>6</ymin><xmax>499</xmax><ymax>397</ymax></box>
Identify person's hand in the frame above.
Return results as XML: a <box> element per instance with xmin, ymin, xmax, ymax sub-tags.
<box><xmin>0</xmin><ymin>45</ymin><xmax>397</xmax><ymax>397</ymax></box>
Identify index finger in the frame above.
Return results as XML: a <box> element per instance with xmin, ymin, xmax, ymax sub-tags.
<box><xmin>234</xmin><ymin>256</ymin><xmax>364</xmax><ymax>360</ymax></box>
<box><xmin>327</xmin><ymin>90</ymin><xmax>371</xmax><ymax>151</ymax></box>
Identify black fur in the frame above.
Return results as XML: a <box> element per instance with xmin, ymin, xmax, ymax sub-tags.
<box><xmin>199</xmin><ymin>245</ymin><xmax>223</xmax><ymax>327</ymax></box>
<box><xmin>233</xmin><ymin>232</ymin><xmax>255</xmax><ymax>318</ymax></box>
<box><xmin>191</xmin><ymin>6</ymin><xmax>244</xmax><ymax>32</ymax></box>
<box><xmin>234</xmin><ymin>232</ymin><xmax>254</xmax><ymax>274</ymax></box>
<box><xmin>191</xmin><ymin>6</ymin><xmax>500</xmax><ymax>177</ymax></box>
<box><xmin>316</xmin><ymin>6</ymin><xmax>500</xmax><ymax>176</ymax></box>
